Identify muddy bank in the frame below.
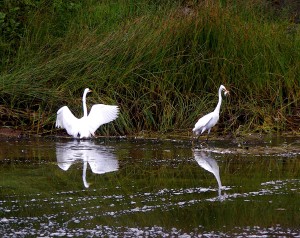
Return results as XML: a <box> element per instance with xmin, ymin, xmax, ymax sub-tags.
<box><xmin>1</xmin><ymin>127</ymin><xmax>300</xmax><ymax>156</ymax></box>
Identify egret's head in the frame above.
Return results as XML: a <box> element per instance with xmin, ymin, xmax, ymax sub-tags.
<box><xmin>84</xmin><ymin>182</ymin><xmax>92</xmax><ymax>188</ymax></box>
<box><xmin>84</xmin><ymin>88</ymin><xmax>92</xmax><ymax>95</ymax></box>
<box><xmin>82</xmin><ymin>88</ymin><xmax>92</xmax><ymax>102</ymax></box>
<box><xmin>220</xmin><ymin>85</ymin><xmax>229</xmax><ymax>96</ymax></box>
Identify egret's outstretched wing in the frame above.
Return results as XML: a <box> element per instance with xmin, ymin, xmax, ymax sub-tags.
<box><xmin>56</xmin><ymin>106</ymin><xmax>79</xmax><ymax>137</ymax></box>
<box><xmin>87</xmin><ymin>104</ymin><xmax>119</xmax><ymax>134</ymax></box>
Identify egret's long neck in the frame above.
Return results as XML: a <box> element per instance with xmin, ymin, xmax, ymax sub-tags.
<box><xmin>82</xmin><ymin>161</ymin><xmax>90</xmax><ymax>188</ymax></box>
<box><xmin>214</xmin><ymin>87</ymin><xmax>223</xmax><ymax>114</ymax></box>
<box><xmin>216</xmin><ymin>171</ymin><xmax>222</xmax><ymax>197</ymax></box>
<box><xmin>82</xmin><ymin>92</ymin><xmax>88</xmax><ymax>117</ymax></box>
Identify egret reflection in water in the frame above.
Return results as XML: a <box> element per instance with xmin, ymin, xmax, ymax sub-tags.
<box><xmin>193</xmin><ymin>149</ymin><xmax>222</xmax><ymax>197</ymax></box>
<box><xmin>56</xmin><ymin>140</ymin><xmax>119</xmax><ymax>188</ymax></box>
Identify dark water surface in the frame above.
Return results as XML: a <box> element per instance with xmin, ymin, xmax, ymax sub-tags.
<box><xmin>0</xmin><ymin>137</ymin><xmax>300</xmax><ymax>237</ymax></box>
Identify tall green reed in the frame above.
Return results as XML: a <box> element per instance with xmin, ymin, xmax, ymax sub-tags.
<box><xmin>0</xmin><ymin>0</ymin><xmax>299</xmax><ymax>135</ymax></box>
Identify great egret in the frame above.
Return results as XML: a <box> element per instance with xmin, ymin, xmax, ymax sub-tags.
<box><xmin>56</xmin><ymin>88</ymin><xmax>119</xmax><ymax>138</ymax></box>
<box><xmin>192</xmin><ymin>85</ymin><xmax>229</xmax><ymax>141</ymax></box>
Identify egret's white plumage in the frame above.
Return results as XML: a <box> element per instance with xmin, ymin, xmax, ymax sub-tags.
<box><xmin>56</xmin><ymin>88</ymin><xmax>119</xmax><ymax>138</ymax></box>
<box><xmin>192</xmin><ymin>85</ymin><xmax>229</xmax><ymax>140</ymax></box>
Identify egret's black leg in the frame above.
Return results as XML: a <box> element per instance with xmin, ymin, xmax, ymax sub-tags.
<box><xmin>192</xmin><ymin>135</ymin><xmax>197</xmax><ymax>146</ymax></box>
<box><xmin>206</xmin><ymin>130</ymin><xmax>211</xmax><ymax>142</ymax></box>
<box><xmin>199</xmin><ymin>132</ymin><xmax>209</xmax><ymax>147</ymax></box>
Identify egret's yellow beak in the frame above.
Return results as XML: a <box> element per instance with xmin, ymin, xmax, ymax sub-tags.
<box><xmin>224</xmin><ymin>89</ymin><xmax>230</xmax><ymax>96</ymax></box>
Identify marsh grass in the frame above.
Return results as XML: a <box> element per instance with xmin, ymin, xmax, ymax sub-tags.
<box><xmin>0</xmin><ymin>0</ymin><xmax>299</xmax><ymax>135</ymax></box>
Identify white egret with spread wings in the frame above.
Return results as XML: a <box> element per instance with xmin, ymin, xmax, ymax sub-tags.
<box><xmin>56</xmin><ymin>88</ymin><xmax>119</xmax><ymax>138</ymax></box>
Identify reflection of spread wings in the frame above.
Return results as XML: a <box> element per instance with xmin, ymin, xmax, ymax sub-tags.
<box><xmin>193</xmin><ymin>149</ymin><xmax>222</xmax><ymax>190</ymax></box>
<box><xmin>88</xmin><ymin>157</ymin><xmax>118</xmax><ymax>174</ymax></box>
<box><xmin>56</xmin><ymin>142</ymin><xmax>82</xmax><ymax>171</ymax></box>
<box><xmin>56</xmin><ymin>140</ymin><xmax>119</xmax><ymax>188</ymax></box>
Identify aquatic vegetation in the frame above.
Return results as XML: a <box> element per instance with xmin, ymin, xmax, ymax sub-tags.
<box><xmin>0</xmin><ymin>0</ymin><xmax>299</xmax><ymax>135</ymax></box>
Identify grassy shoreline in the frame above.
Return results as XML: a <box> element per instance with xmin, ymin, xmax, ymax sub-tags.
<box><xmin>0</xmin><ymin>0</ymin><xmax>300</xmax><ymax>136</ymax></box>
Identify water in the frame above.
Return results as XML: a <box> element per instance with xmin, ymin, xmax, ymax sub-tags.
<box><xmin>0</xmin><ymin>136</ymin><xmax>300</xmax><ymax>237</ymax></box>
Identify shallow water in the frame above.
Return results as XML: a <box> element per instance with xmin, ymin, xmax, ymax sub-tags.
<box><xmin>0</xmin><ymin>137</ymin><xmax>300</xmax><ymax>237</ymax></box>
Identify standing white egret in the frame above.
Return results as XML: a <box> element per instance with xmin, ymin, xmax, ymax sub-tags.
<box><xmin>56</xmin><ymin>88</ymin><xmax>119</xmax><ymax>138</ymax></box>
<box><xmin>192</xmin><ymin>85</ymin><xmax>229</xmax><ymax>141</ymax></box>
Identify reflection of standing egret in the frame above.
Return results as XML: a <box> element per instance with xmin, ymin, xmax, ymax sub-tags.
<box><xmin>193</xmin><ymin>149</ymin><xmax>222</xmax><ymax>197</ymax></box>
<box><xmin>56</xmin><ymin>140</ymin><xmax>118</xmax><ymax>188</ymax></box>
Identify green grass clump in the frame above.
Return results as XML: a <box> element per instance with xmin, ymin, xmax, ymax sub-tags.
<box><xmin>0</xmin><ymin>0</ymin><xmax>299</xmax><ymax>136</ymax></box>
